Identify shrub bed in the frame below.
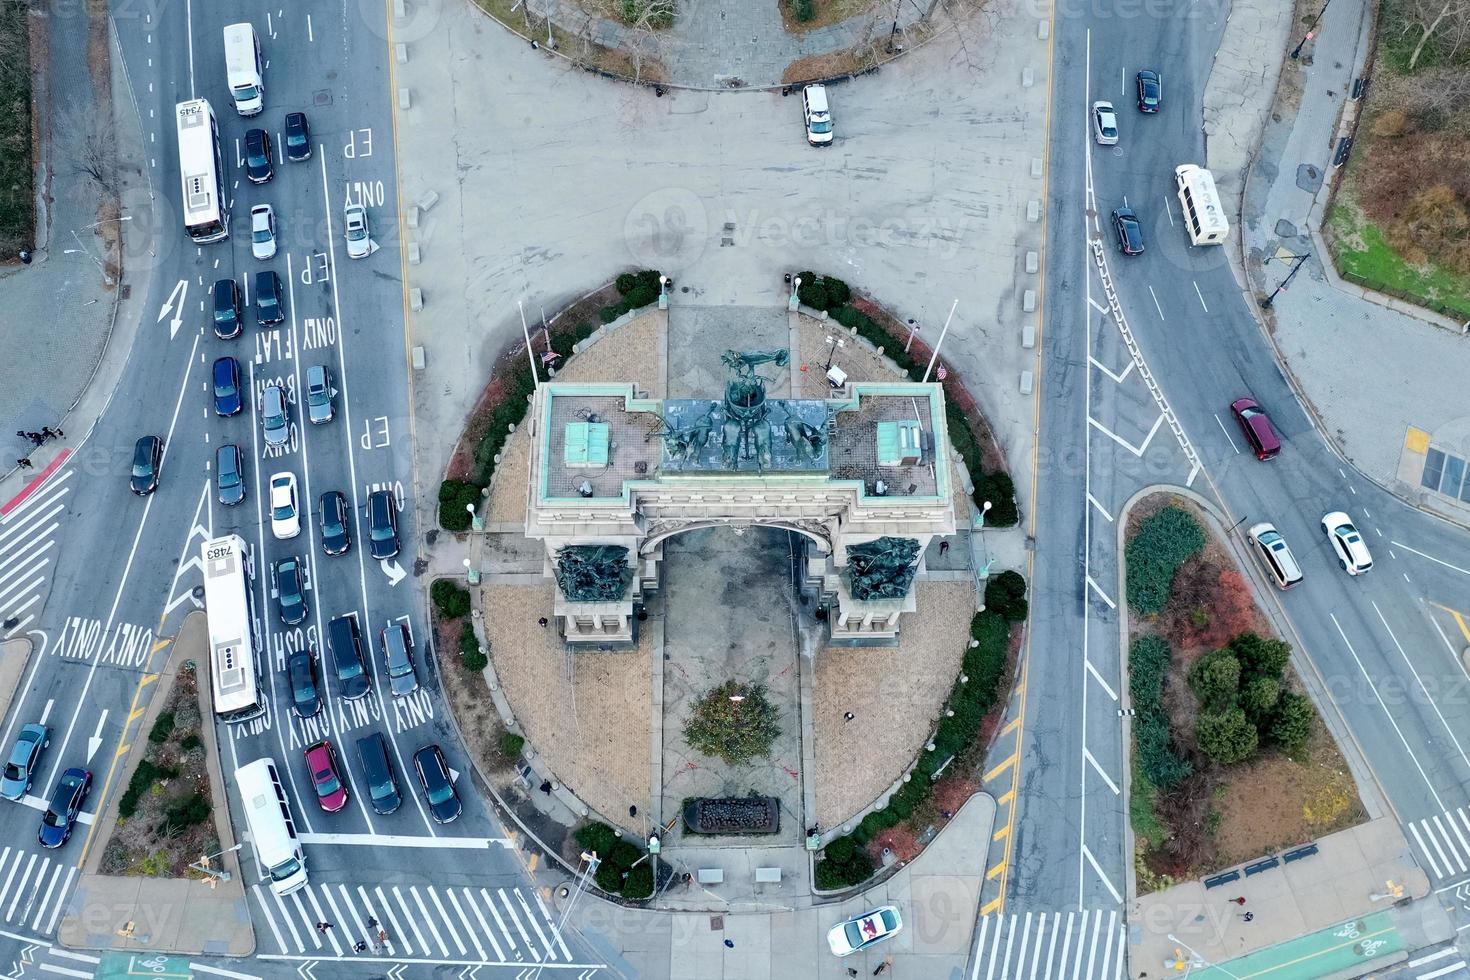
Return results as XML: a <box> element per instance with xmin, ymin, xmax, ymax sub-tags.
<box><xmin>574</xmin><ymin>821</ymin><xmax>651</xmax><ymax>898</ymax></box>
<box><xmin>1125</xmin><ymin>505</ymin><xmax>1206</xmax><ymax>615</ymax></box>
<box><xmin>432</xmin><ymin>579</ymin><xmax>472</xmax><ymax>619</ymax></box>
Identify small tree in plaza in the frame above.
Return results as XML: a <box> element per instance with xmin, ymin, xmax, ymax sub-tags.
<box><xmin>683</xmin><ymin>680</ymin><xmax>781</xmax><ymax>765</ymax></box>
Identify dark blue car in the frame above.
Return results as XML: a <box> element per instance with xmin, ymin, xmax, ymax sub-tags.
<box><xmin>212</xmin><ymin>356</ymin><xmax>242</xmax><ymax>416</ymax></box>
<box><xmin>38</xmin><ymin>767</ymin><xmax>91</xmax><ymax>849</ymax></box>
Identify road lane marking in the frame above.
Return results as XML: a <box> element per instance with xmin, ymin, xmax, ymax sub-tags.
<box><xmin>984</xmin><ymin>754</ymin><xmax>1017</xmax><ymax>782</ymax></box>
<box><xmin>298</xmin><ymin>833</ymin><xmax>513</xmax><ymax>849</ymax></box>
<box><xmin>1193</xmin><ymin>281</ymin><xmax>1209</xmax><ymax>311</ymax></box>
<box><xmin>1410</xmin><ymin>947</ymin><xmax>1458</xmax><ymax>967</ymax></box>
<box><xmin>1088</xmin><ymin>414</ymin><xmax>1165</xmax><ymax>457</ymax></box>
<box><xmin>1147</xmin><ymin>285</ymin><xmax>1164</xmax><ymax>319</ymax></box>
<box><xmin>1393</xmin><ymin>541</ymin><xmax>1470</xmax><ymax>576</ymax></box>
<box><xmin>1087</xmin><ymin>493</ymin><xmax>1114</xmax><ymax>522</ymax></box>
<box><xmin>1214</xmin><ymin>413</ymin><xmax>1240</xmax><ymax>454</ymax></box>
<box><xmin>1089</xmin><ymin>297</ymin><xmax>1109</xmax><ymax>315</ymax></box>
<box><xmin>1373</xmin><ymin>600</ymin><xmax>1470</xmax><ymax>781</ymax></box>
<box><xmin>1083</xmin><ymin>749</ymin><xmax>1119</xmax><ymax>794</ymax></box>
<box><xmin>1088</xmin><ymin>356</ymin><xmax>1133</xmax><ymax>384</ymax></box>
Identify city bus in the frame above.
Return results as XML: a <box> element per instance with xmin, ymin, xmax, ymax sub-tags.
<box><xmin>176</xmin><ymin>99</ymin><xmax>229</xmax><ymax>243</ymax></box>
<box><xmin>202</xmin><ymin>534</ymin><xmax>264</xmax><ymax>723</ymax></box>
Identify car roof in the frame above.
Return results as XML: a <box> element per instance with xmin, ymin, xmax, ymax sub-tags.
<box><xmin>308</xmin><ymin>364</ymin><xmax>327</xmax><ymax>384</ymax></box>
<box><xmin>270</xmin><ymin>471</ymin><xmax>294</xmax><ymax>490</ymax></box>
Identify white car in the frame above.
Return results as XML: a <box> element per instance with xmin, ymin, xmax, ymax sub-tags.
<box><xmin>269</xmin><ymin>473</ymin><xmax>301</xmax><ymax>539</ymax></box>
<box><xmin>344</xmin><ymin>205</ymin><xmax>370</xmax><ymax>259</ymax></box>
<box><xmin>827</xmin><ymin>906</ymin><xmax>902</xmax><ymax>957</ymax></box>
<box><xmin>1092</xmin><ymin>101</ymin><xmax>1119</xmax><ymax>145</ymax></box>
<box><xmin>250</xmin><ymin>203</ymin><xmax>276</xmax><ymax>260</ymax></box>
<box><xmin>1322</xmin><ymin>511</ymin><xmax>1373</xmax><ymax>575</ymax></box>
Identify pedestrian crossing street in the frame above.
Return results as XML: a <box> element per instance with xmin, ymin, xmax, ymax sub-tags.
<box><xmin>971</xmin><ymin>909</ymin><xmax>1126</xmax><ymax>980</ymax></box>
<box><xmin>0</xmin><ymin>844</ymin><xmax>78</xmax><ymax>937</ymax></box>
<box><xmin>1406</xmin><ymin>805</ymin><xmax>1470</xmax><ymax>882</ymax></box>
<box><xmin>1407</xmin><ymin>944</ymin><xmax>1470</xmax><ymax>980</ymax></box>
<box><xmin>252</xmin><ymin>879</ymin><xmax>587</xmax><ymax>965</ymax></box>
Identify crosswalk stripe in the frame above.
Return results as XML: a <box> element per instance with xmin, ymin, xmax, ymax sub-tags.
<box><xmin>1057</xmin><ymin>910</ymin><xmax>1076</xmax><ymax>980</ymax></box>
<box><xmin>514</xmin><ymin>887</ymin><xmax>556</xmax><ymax>961</ymax></box>
<box><xmin>1419</xmin><ymin>963</ymin><xmax>1468</xmax><ymax>980</ymax></box>
<box><xmin>30</xmin><ymin>862</ymin><xmax>62</xmax><ymax>931</ymax></box>
<box><xmin>462</xmin><ymin>887</ymin><xmax>506</xmax><ymax>961</ymax></box>
<box><xmin>427</xmin><ymin>884</ymin><xmax>468</xmax><ymax>956</ymax></box>
<box><xmin>287</xmin><ymin>887</ymin><xmax>320</xmax><ymax>950</ymax></box>
<box><xmin>319</xmin><ymin>885</ymin><xmax>350</xmax><ymax>955</ymax></box>
<box><xmin>1015</xmin><ymin>912</ymin><xmax>1033</xmax><ymax>979</ymax></box>
<box><xmin>1446</xmin><ymin>812</ymin><xmax>1470</xmax><ymax>869</ymax></box>
<box><xmin>1099</xmin><ymin>910</ymin><xmax>1118</xmax><ymax>979</ymax></box>
<box><xmin>481</xmin><ymin>887</ymin><xmax>521</xmax><ymax>958</ymax></box>
<box><xmin>1433</xmin><ymin>816</ymin><xmax>1467</xmax><ymax>873</ymax></box>
<box><xmin>42</xmin><ymin>865</ymin><xmax>76</xmax><ymax>936</ymax></box>
<box><xmin>532</xmin><ymin>886</ymin><xmax>573</xmax><ymax>961</ymax></box>
<box><xmin>1071</xmin><ymin>910</ymin><xmax>1090</xmax><ymax>980</ymax></box>
<box><xmin>970</xmin><ymin>917</ymin><xmax>990</xmax><ymax>980</ymax></box>
<box><xmin>1409</xmin><ymin>947</ymin><xmax>1457</xmax><ymax>967</ymax></box>
<box><xmin>1423</xmin><ymin>819</ymin><xmax>1456</xmax><ymax>877</ymax></box>
<box><xmin>391</xmin><ymin>885</ymin><xmax>430</xmax><ymax>955</ymax></box>
<box><xmin>409</xmin><ymin>886</ymin><xmax>447</xmax><ymax>958</ymax></box>
<box><xmin>371</xmin><ymin>885</ymin><xmax>410</xmax><ymax>955</ymax></box>
<box><xmin>7</xmin><ymin>853</ymin><xmax>37</xmax><ymax>922</ymax></box>
<box><xmin>499</xmin><ymin>887</ymin><xmax>542</xmax><ymax>961</ymax></box>
<box><xmin>969</xmin><ymin>910</ymin><xmax>1124</xmax><ymax>980</ymax></box>
<box><xmin>445</xmin><ymin>889</ymin><xmax>486</xmax><ymax>961</ymax></box>
<box><xmin>1411</xmin><ymin>822</ymin><xmax>1445</xmax><ymax>879</ymax></box>
<box><xmin>250</xmin><ymin>885</ymin><xmax>291</xmax><ymax>953</ymax></box>
<box><xmin>984</xmin><ymin>911</ymin><xmax>1003</xmax><ymax>980</ymax></box>
<box><xmin>1027</xmin><ymin>912</ymin><xmax>1046</xmax><ymax>978</ymax></box>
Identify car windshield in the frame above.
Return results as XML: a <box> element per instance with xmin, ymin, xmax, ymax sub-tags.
<box><xmin>269</xmin><ymin>856</ymin><xmax>301</xmax><ymax>881</ymax></box>
<box><xmin>219</xmin><ymin>461</ymin><xmax>239</xmax><ymax>485</ymax></box>
<box><xmin>42</xmin><ymin>807</ymin><xmax>67</xmax><ymax>828</ymax></box>
<box><xmin>252</xmin><ymin>226</ymin><xmax>271</xmax><ymax>243</ymax></box>
<box><xmin>427</xmin><ymin>778</ymin><xmax>454</xmax><ymax>805</ymax></box>
<box><xmin>810</xmin><ymin>120</ymin><xmax>832</xmax><ymax>134</ymax></box>
<box><xmin>1259</xmin><ymin>530</ymin><xmax>1282</xmax><ymax>546</ymax></box>
<box><xmin>132</xmin><ymin>449</ymin><xmax>153</xmax><ymax>476</ymax></box>
<box><xmin>272</xmin><ymin>501</ymin><xmax>294</xmax><ymax>520</ymax></box>
<box><xmin>232</xmin><ymin>83</ymin><xmax>259</xmax><ymax>100</ymax></box>
<box><xmin>314</xmin><ymin>766</ymin><xmax>341</xmax><ymax>796</ymax></box>
<box><xmin>291</xmin><ymin>664</ymin><xmax>314</xmax><ymax>700</ymax></box>
<box><xmin>215</xmin><ymin>379</ymin><xmax>235</xmax><ymax>396</ymax></box>
<box><xmin>310</xmin><ymin>387</ymin><xmax>329</xmax><ymax>406</ymax></box>
<box><xmin>324</xmin><ymin>513</ymin><xmax>343</xmax><ymax>534</ymax></box>
<box><xmin>372</xmin><ymin>524</ymin><xmax>392</xmax><ymax>541</ymax></box>
<box><xmin>372</xmin><ymin>778</ymin><xmax>395</xmax><ymax>799</ymax></box>
<box><xmin>844</xmin><ymin>922</ymin><xmax>866</xmax><ymax>947</ymax></box>
<box><xmin>347</xmin><ymin>223</ymin><xmax>367</xmax><ymax>241</ymax></box>
<box><xmin>339</xmin><ymin>657</ymin><xmax>363</xmax><ymax>679</ymax></box>
<box><xmin>286</xmin><ymin>129</ymin><xmax>307</xmax><ymax>147</ymax></box>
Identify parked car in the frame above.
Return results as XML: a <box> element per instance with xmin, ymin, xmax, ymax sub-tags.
<box><xmin>344</xmin><ymin>205</ymin><xmax>371</xmax><ymax>259</ymax></box>
<box><xmin>38</xmin><ymin>767</ymin><xmax>91</xmax><ymax>848</ymax></box>
<box><xmin>304</xmin><ymin>740</ymin><xmax>349</xmax><ymax>813</ymax></box>
<box><xmin>212</xmin><ymin>277</ymin><xmax>242</xmax><ymax>339</ymax></box>
<box><xmin>1092</xmin><ymin>101</ymin><xmax>1119</xmax><ymax>145</ymax></box>
<box><xmin>130</xmin><ymin>435</ymin><xmax>162</xmax><ymax>495</ymax></box>
<box><xmin>286</xmin><ymin>648</ymin><xmax>322</xmax><ymax>719</ymax></box>
<box><xmin>212</xmin><ymin>356</ymin><xmax>243</xmax><ymax>416</ymax></box>
<box><xmin>1136</xmin><ymin>69</ymin><xmax>1162</xmax><ymax>112</ymax></box>
<box><xmin>262</xmin><ymin>383</ymin><xmax>290</xmax><ymax>447</ymax></box>
<box><xmin>356</xmin><ymin>732</ymin><xmax>401</xmax><ymax>815</ymax></box>
<box><xmin>216</xmin><ymin>444</ymin><xmax>246</xmax><ymax>506</ymax></box>
<box><xmin>1229</xmin><ymin>397</ymin><xmax>1281</xmax><ymax>460</ymax></box>
<box><xmin>381</xmin><ymin>624</ymin><xmax>419</xmax><ymax>697</ymax></box>
<box><xmin>327</xmin><ymin>614</ymin><xmax>370</xmax><ymax>700</ymax></box>
<box><xmin>1112</xmin><ymin>208</ymin><xmax>1144</xmax><ymax>255</ymax></box>
<box><xmin>269</xmin><ymin>472</ymin><xmax>300</xmax><ymax>539</ymax></box>
<box><xmin>413</xmin><ymin>744</ymin><xmax>461</xmax><ymax>824</ymax></box>
<box><xmin>272</xmin><ymin>555</ymin><xmax>308</xmax><ymax>625</ymax></box>
<box><xmin>368</xmin><ymin>490</ymin><xmax>400</xmax><ymax>560</ymax></box>
<box><xmin>1322</xmin><ymin>511</ymin><xmax>1374</xmax><ymax>575</ymax></box>
<box><xmin>306</xmin><ymin>365</ymin><xmax>335</xmax><ymax>424</ymax></box>
<box><xmin>255</xmin><ymin>270</ymin><xmax>284</xmax><ymax>325</ymax></box>
<box><xmin>802</xmin><ymin>84</ymin><xmax>833</xmax><ymax>146</ymax></box>
<box><xmin>243</xmin><ymin>127</ymin><xmax>274</xmax><ymax>183</ymax></box>
<box><xmin>0</xmin><ymin>724</ymin><xmax>49</xmax><ymax>801</ymax></box>
<box><xmin>827</xmin><ymin>906</ymin><xmax>903</xmax><ymax>957</ymax></box>
<box><xmin>319</xmin><ymin>490</ymin><xmax>352</xmax><ymax>556</ymax></box>
<box><xmin>250</xmin><ymin>203</ymin><xmax>277</xmax><ymax>260</ymax></box>
<box><xmin>283</xmin><ymin>111</ymin><xmax>312</xmax><ymax>162</ymax></box>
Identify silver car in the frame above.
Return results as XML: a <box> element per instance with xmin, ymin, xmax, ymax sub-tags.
<box><xmin>306</xmin><ymin>365</ymin><xmax>335</xmax><ymax>424</ymax></box>
<box><xmin>381</xmin><ymin>624</ymin><xmax>419</xmax><ymax>697</ymax></box>
<box><xmin>344</xmin><ymin>205</ymin><xmax>371</xmax><ymax>259</ymax></box>
<box><xmin>1092</xmin><ymin>101</ymin><xmax>1119</xmax><ymax>145</ymax></box>
<box><xmin>262</xmin><ymin>383</ymin><xmax>290</xmax><ymax>447</ymax></box>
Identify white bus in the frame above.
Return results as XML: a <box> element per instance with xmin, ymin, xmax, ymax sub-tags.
<box><xmin>1175</xmin><ymin>164</ymin><xmax>1229</xmax><ymax>245</ymax></box>
<box><xmin>234</xmin><ymin>759</ymin><xmax>308</xmax><ymax>896</ymax></box>
<box><xmin>202</xmin><ymin>535</ymin><xmax>264</xmax><ymax>724</ymax></box>
<box><xmin>176</xmin><ymin>99</ymin><xmax>229</xmax><ymax>243</ymax></box>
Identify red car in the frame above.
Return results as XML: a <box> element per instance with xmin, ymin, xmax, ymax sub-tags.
<box><xmin>304</xmin><ymin>740</ymin><xmax>349</xmax><ymax>813</ymax></box>
<box><xmin>1229</xmin><ymin>397</ymin><xmax>1281</xmax><ymax>460</ymax></box>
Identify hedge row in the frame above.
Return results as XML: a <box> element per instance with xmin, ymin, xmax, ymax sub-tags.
<box><xmin>1187</xmin><ymin>632</ymin><xmax>1313</xmax><ymax>764</ymax></box>
<box><xmin>1125</xmin><ymin>506</ymin><xmax>1206</xmax><ymax>615</ymax></box>
<box><xmin>798</xmin><ymin>271</ymin><xmax>1019</xmax><ymax>528</ymax></box>
<box><xmin>119</xmin><ymin>758</ymin><xmax>180</xmax><ymax>820</ymax></box>
<box><xmin>816</xmin><ymin>601</ymin><xmax>1021</xmax><ymax>890</ymax></box>
<box><xmin>601</xmin><ymin>270</ymin><xmax>663</xmax><ymax>324</ymax></box>
<box><xmin>575</xmin><ymin>822</ymin><xmax>654</xmax><ymax>899</ymax></box>
<box><xmin>432</xmin><ymin>579</ymin><xmax>472</xmax><ymax>618</ymax></box>
<box><xmin>1130</xmin><ymin>635</ymin><xmax>1193</xmax><ymax>789</ymax></box>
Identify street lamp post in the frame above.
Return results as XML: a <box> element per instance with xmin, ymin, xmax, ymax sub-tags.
<box><xmin>191</xmin><ymin>842</ymin><xmax>243</xmax><ymax>884</ymax></box>
<box><xmin>823</xmin><ymin>334</ymin><xmax>845</xmax><ymax>372</ymax></box>
<box><xmin>1260</xmin><ymin>251</ymin><xmax>1310</xmax><ymax>309</ymax></box>
<box><xmin>467</xmin><ymin>502</ymin><xmax>484</xmax><ymax>533</ymax></box>
<box><xmin>789</xmin><ymin>276</ymin><xmax>802</xmax><ymax>311</ymax></box>
<box><xmin>1291</xmin><ymin>0</ymin><xmax>1332</xmax><ymax>59</ymax></box>
<box><xmin>921</xmin><ymin>299</ymin><xmax>959</xmax><ymax>382</ymax></box>
<box><xmin>975</xmin><ymin>499</ymin><xmax>993</xmax><ymax>529</ymax></box>
<box><xmin>464</xmin><ymin>557</ymin><xmax>480</xmax><ymax>586</ymax></box>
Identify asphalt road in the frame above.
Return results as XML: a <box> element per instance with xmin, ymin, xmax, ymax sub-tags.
<box><xmin>0</xmin><ymin>0</ymin><xmax>605</xmax><ymax>974</ymax></box>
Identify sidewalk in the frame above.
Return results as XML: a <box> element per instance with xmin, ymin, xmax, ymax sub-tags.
<box><xmin>561</xmin><ymin>793</ymin><xmax>994</xmax><ymax>980</ymax></box>
<box><xmin>1129</xmin><ymin>817</ymin><xmax>1447</xmax><ymax>979</ymax></box>
<box><xmin>1233</xmin><ymin>0</ymin><xmax>1470</xmax><ymax>528</ymax></box>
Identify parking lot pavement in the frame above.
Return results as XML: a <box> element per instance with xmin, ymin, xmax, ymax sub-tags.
<box><xmin>394</xmin><ymin>0</ymin><xmax>1050</xmax><ymax>514</ymax></box>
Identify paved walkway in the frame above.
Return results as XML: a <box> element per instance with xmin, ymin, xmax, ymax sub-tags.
<box><xmin>1231</xmin><ymin>0</ymin><xmax>1470</xmax><ymax>528</ymax></box>
<box><xmin>523</xmin><ymin>0</ymin><xmax>933</xmax><ymax>88</ymax></box>
<box><xmin>1129</xmin><ymin>817</ymin><xmax>1447</xmax><ymax>979</ymax></box>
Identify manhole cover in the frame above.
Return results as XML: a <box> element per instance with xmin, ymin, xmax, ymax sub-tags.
<box><xmin>313</xmin><ymin>89</ymin><xmax>333</xmax><ymax>107</ymax></box>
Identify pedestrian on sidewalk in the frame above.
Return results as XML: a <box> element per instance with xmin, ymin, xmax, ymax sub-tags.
<box><xmin>16</xmin><ymin>458</ymin><xmax>32</xmax><ymax>469</ymax></box>
<box><xmin>14</xmin><ymin>431</ymin><xmax>25</xmax><ymax>441</ymax></box>
<box><xmin>367</xmin><ymin>916</ymin><xmax>378</xmax><ymax>930</ymax></box>
<box><xmin>315</xmin><ymin>921</ymin><xmax>333</xmax><ymax>934</ymax></box>
<box><xmin>939</xmin><ymin>539</ymin><xmax>949</xmax><ymax>556</ymax></box>
<box><xmin>844</xmin><ymin>711</ymin><xmax>855</xmax><ymax>722</ymax></box>
<box><xmin>723</xmin><ymin>939</ymin><xmax>735</xmax><ymax>949</ymax></box>
<box><xmin>539</xmin><ymin>780</ymin><xmax>552</xmax><ymax>794</ymax></box>
<box><xmin>41</xmin><ymin>426</ymin><xmax>59</xmax><ymax>440</ymax></box>
<box><xmin>1241</xmin><ymin>912</ymin><xmax>1254</xmax><ymax>923</ymax></box>
<box><xmin>1230</xmin><ymin>896</ymin><xmax>1246</xmax><ymax>906</ymax></box>
<box><xmin>873</xmin><ymin>958</ymin><xmax>891</xmax><ymax>975</ymax></box>
<box><xmin>26</xmin><ymin>433</ymin><xmax>43</xmax><ymax>447</ymax></box>
<box><xmin>847</xmin><ymin>970</ymin><xmax>859</xmax><ymax>978</ymax></box>
<box><xmin>353</xmin><ymin>940</ymin><xmax>367</xmax><ymax>953</ymax></box>
<box><xmin>538</xmin><ymin>617</ymin><xmax>549</xmax><ymax>628</ymax></box>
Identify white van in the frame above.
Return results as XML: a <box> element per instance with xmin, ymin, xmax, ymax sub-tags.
<box><xmin>803</xmin><ymin>85</ymin><xmax>833</xmax><ymax>146</ymax></box>
<box><xmin>223</xmin><ymin>24</ymin><xmax>264</xmax><ymax>116</ymax></box>
<box><xmin>234</xmin><ymin>758</ymin><xmax>307</xmax><ymax>896</ymax></box>
<box><xmin>1175</xmin><ymin>165</ymin><xmax>1228</xmax><ymax>245</ymax></box>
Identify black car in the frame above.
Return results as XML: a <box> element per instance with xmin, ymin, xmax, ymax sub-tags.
<box><xmin>212</xmin><ymin>278</ymin><xmax>242</xmax><ymax>339</ymax></box>
<box><xmin>356</xmin><ymin>732</ymin><xmax>402</xmax><ymax>815</ymax></box>
<box><xmin>368</xmin><ymin>490</ymin><xmax>400</xmax><ymax>560</ymax></box>
<box><xmin>38</xmin><ymin>767</ymin><xmax>91</xmax><ymax>849</ymax></box>
<box><xmin>283</xmin><ymin>111</ymin><xmax>312</xmax><ymax>162</ymax></box>
<box><xmin>320</xmin><ymin>490</ymin><xmax>352</xmax><ymax>556</ymax></box>
<box><xmin>255</xmin><ymin>270</ymin><xmax>284</xmax><ymax>325</ymax></box>
<box><xmin>244</xmin><ymin>128</ymin><xmax>274</xmax><ymax>183</ymax></box>
<box><xmin>413</xmin><ymin>744</ymin><xmax>461</xmax><ymax>824</ymax></box>
<box><xmin>287</xmin><ymin>648</ymin><xmax>322</xmax><ymax>719</ymax></box>
<box><xmin>216</xmin><ymin>444</ymin><xmax>245</xmax><ymax>506</ymax></box>
<box><xmin>1112</xmin><ymin>207</ymin><xmax>1145</xmax><ymax>255</ymax></box>
<box><xmin>273</xmin><ymin>556</ymin><xmax>308</xmax><ymax>626</ymax></box>
<box><xmin>130</xmin><ymin>435</ymin><xmax>162</xmax><ymax>495</ymax></box>
<box><xmin>1136</xmin><ymin>70</ymin><xmax>1162</xmax><ymax>113</ymax></box>
<box><xmin>327</xmin><ymin>614</ymin><xmax>370</xmax><ymax>700</ymax></box>
<box><xmin>212</xmin><ymin>356</ymin><xmax>243</xmax><ymax>416</ymax></box>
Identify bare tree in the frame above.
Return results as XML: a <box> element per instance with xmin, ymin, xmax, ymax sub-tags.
<box><xmin>58</xmin><ymin>100</ymin><xmax>119</xmax><ymax>199</ymax></box>
<box><xmin>620</xmin><ymin>0</ymin><xmax>675</xmax><ymax>83</ymax></box>
<box><xmin>1401</xmin><ymin>0</ymin><xmax>1470</xmax><ymax>70</ymax></box>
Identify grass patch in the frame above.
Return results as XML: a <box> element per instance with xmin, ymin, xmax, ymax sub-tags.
<box><xmin>778</xmin><ymin>0</ymin><xmax>877</xmax><ymax>34</ymax></box>
<box><xmin>1129</xmin><ymin>760</ymin><xmax>1167</xmax><ymax>851</ymax></box>
<box><xmin>0</xmin><ymin>0</ymin><xmax>36</xmax><ymax>255</ymax></box>
<box><xmin>1327</xmin><ymin>199</ymin><xmax>1470</xmax><ymax>320</ymax></box>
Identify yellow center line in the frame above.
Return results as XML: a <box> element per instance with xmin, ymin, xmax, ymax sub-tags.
<box><xmin>1425</xmin><ymin>600</ymin><xmax>1470</xmax><ymax>644</ymax></box>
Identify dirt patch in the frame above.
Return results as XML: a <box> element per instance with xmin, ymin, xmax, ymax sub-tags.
<box><xmin>470</xmin><ymin>0</ymin><xmax>667</xmax><ymax>83</ymax></box>
<box><xmin>777</xmin><ymin>0</ymin><xmax>880</xmax><ymax>35</ymax></box>
<box><xmin>0</xmin><ymin>0</ymin><xmax>38</xmax><ymax>257</ymax></box>
<box><xmin>98</xmin><ymin>665</ymin><xmax>219</xmax><ymax>878</ymax></box>
<box><xmin>783</xmin><ymin>50</ymin><xmax>869</xmax><ymax>84</ymax></box>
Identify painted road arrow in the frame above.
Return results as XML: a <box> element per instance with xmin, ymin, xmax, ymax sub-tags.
<box><xmin>156</xmin><ymin>279</ymin><xmax>189</xmax><ymax>340</ymax></box>
<box><xmin>86</xmin><ymin>709</ymin><xmax>108</xmax><ymax>763</ymax></box>
<box><xmin>381</xmin><ymin>558</ymin><xmax>406</xmax><ymax>586</ymax></box>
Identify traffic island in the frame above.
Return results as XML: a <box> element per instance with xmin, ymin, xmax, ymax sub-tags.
<box><xmin>57</xmin><ymin>612</ymin><xmax>252</xmax><ymax>956</ymax></box>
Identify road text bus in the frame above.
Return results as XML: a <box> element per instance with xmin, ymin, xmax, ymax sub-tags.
<box><xmin>176</xmin><ymin>99</ymin><xmax>229</xmax><ymax>243</ymax></box>
<box><xmin>202</xmin><ymin>534</ymin><xmax>264</xmax><ymax>723</ymax></box>
<box><xmin>234</xmin><ymin>759</ymin><xmax>307</xmax><ymax>896</ymax></box>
